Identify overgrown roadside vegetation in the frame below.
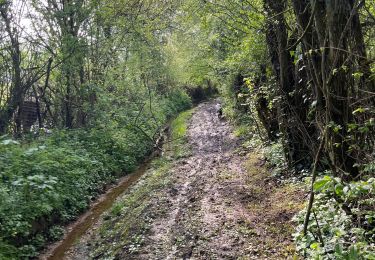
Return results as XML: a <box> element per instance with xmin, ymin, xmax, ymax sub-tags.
<box><xmin>0</xmin><ymin>91</ymin><xmax>192</xmax><ymax>259</ymax></box>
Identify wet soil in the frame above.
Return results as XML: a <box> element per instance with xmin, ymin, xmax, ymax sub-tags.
<box><xmin>50</xmin><ymin>100</ymin><xmax>305</xmax><ymax>259</ymax></box>
<box><xmin>40</xmin><ymin>159</ymin><xmax>154</xmax><ymax>260</ymax></box>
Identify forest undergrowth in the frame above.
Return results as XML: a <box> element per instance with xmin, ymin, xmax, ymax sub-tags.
<box><xmin>0</xmin><ymin>90</ymin><xmax>192</xmax><ymax>259</ymax></box>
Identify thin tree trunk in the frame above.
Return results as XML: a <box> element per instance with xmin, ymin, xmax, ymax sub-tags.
<box><xmin>325</xmin><ymin>0</ymin><xmax>359</xmax><ymax>178</ymax></box>
<box><xmin>0</xmin><ymin>5</ymin><xmax>24</xmax><ymax>135</ymax></box>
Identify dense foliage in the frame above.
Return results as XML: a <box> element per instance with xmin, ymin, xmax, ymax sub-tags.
<box><xmin>0</xmin><ymin>0</ymin><xmax>374</xmax><ymax>259</ymax></box>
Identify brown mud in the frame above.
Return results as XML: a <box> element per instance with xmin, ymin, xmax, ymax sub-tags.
<box><xmin>43</xmin><ymin>100</ymin><xmax>305</xmax><ymax>259</ymax></box>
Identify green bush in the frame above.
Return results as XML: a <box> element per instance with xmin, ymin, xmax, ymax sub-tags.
<box><xmin>263</xmin><ymin>141</ymin><xmax>287</xmax><ymax>176</ymax></box>
<box><xmin>293</xmin><ymin>174</ymin><xmax>375</xmax><ymax>259</ymax></box>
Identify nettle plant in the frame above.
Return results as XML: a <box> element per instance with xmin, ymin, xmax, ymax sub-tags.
<box><xmin>294</xmin><ymin>172</ymin><xmax>375</xmax><ymax>259</ymax></box>
<box><xmin>262</xmin><ymin>141</ymin><xmax>288</xmax><ymax>176</ymax></box>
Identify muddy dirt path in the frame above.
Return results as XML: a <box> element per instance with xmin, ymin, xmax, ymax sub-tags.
<box><xmin>135</xmin><ymin>101</ymin><xmax>246</xmax><ymax>259</ymax></box>
<box><xmin>59</xmin><ymin>100</ymin><xmax>304</xmax><ymax>259</ymax></box>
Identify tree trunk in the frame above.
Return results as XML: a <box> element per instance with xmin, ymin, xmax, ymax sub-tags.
<box><xmin>264</xmin><ymin>0</ymin><xmax>313</xmax><ymax>168</ymax></box>
<box><xmin>325</xmin><ymin>0</ymin><xmax>358</xmax><ymax>178</ymax></box>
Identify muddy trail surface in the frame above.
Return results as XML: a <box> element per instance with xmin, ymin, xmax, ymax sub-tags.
<box><xmin>56</xmin><ymin>100</ymin><xmax>304</xmax><ymax>260</ymax></box>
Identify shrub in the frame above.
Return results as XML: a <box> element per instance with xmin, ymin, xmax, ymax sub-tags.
<box><xmin>293</xmin><ymin>174</ymin><xmax>375</xmax><ymax>259</ymax></box>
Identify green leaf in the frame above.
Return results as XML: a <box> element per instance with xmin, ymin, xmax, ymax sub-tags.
<box><xmin>310</xmin><ymin>242</ymin><xmax>319</xmax><ymax>250</ymax></box>
<box><xmin>1</xmin><ymin>139</ymin><xmax>19</xmax><ymax>145</ymax></box>
<box><xmin>348</xmin><ymin>246</ymin><xmax>359</xmax><ymax>260</ymax></box>
<box><xmin>334</xmin><ymin>244</ymin><xmax>344</xmax><ymax>256</ymax></box>
<box><xmin>358</xmin><ymin>126</ymin><xmax>370</xmax><ymax>133</ymax></box>
<box><xmin>333</xmin><ymin>125</ymin><xmax>342</xmax><ymax>133</ymax></box>
<box><xmin>313</xmin><ymin>176</ymin><xmax>332</xmax><ymax>192</ymax></box>
<box><xmin>335</xmin><ymin>184</ymin><xmax>344</xmax><ymax>196</ymax></box>
<box><xmin>353</xmin><ymin>107</ymin><xmax>366</xmax><ymax>115</ymax></box>
<box><xmin>352</xmin><ymin>72</ymin><xmax>363</xmax><ymax>80</ymax></box>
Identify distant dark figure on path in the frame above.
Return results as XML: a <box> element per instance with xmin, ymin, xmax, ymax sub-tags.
<box><xmin>216</xmin><ymin>103</ymin><xmax>223</xmax><ymax>119</ymax></box>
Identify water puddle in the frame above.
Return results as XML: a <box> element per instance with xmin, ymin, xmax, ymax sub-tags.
<box><xmin>42</xmin><ymin>158</ymin><xmax>153</xmax><ymax>259</ymax></box>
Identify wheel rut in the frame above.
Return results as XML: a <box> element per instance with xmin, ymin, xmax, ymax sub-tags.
<box><xmin>62</xmin><ymin>100</ymin><xmax>305</xmax><ymax>260</ymax></box>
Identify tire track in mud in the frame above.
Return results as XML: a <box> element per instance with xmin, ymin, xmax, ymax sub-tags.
<box><xmin>124</xmin><ymin>100</ymin><xmax>301</xmax><ymax>260</ymax></box>
<box><xmin>63</xmin><ymin>100</ymin><xmax>305</xmax><ymax>260</ymax></box>
<box><xmin>136</xmin><ymin>101</ymin><xmax>246</xmax><ymax>259</ymax></box>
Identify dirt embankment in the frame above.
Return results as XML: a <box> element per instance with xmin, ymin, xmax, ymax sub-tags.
<box><xmin>62</xmin><ymin>100</ymin><xmax>305</xmax><ymax>259</ymax></box>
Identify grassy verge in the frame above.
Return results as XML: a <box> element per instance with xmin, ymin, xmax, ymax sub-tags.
<box><xmin>90</xmin><ymin>108</ymin><xmax>194</xmax><ymax>259</ymax></box>
<box><xmin>241</xmin><ymin>153</ymin><xmax>306</xmax><ymax>258</ymax></box>
<box><xmin>169</xmin><ymin>109</ymin><xmax>194</xmax><ymax>159</ymax></box>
